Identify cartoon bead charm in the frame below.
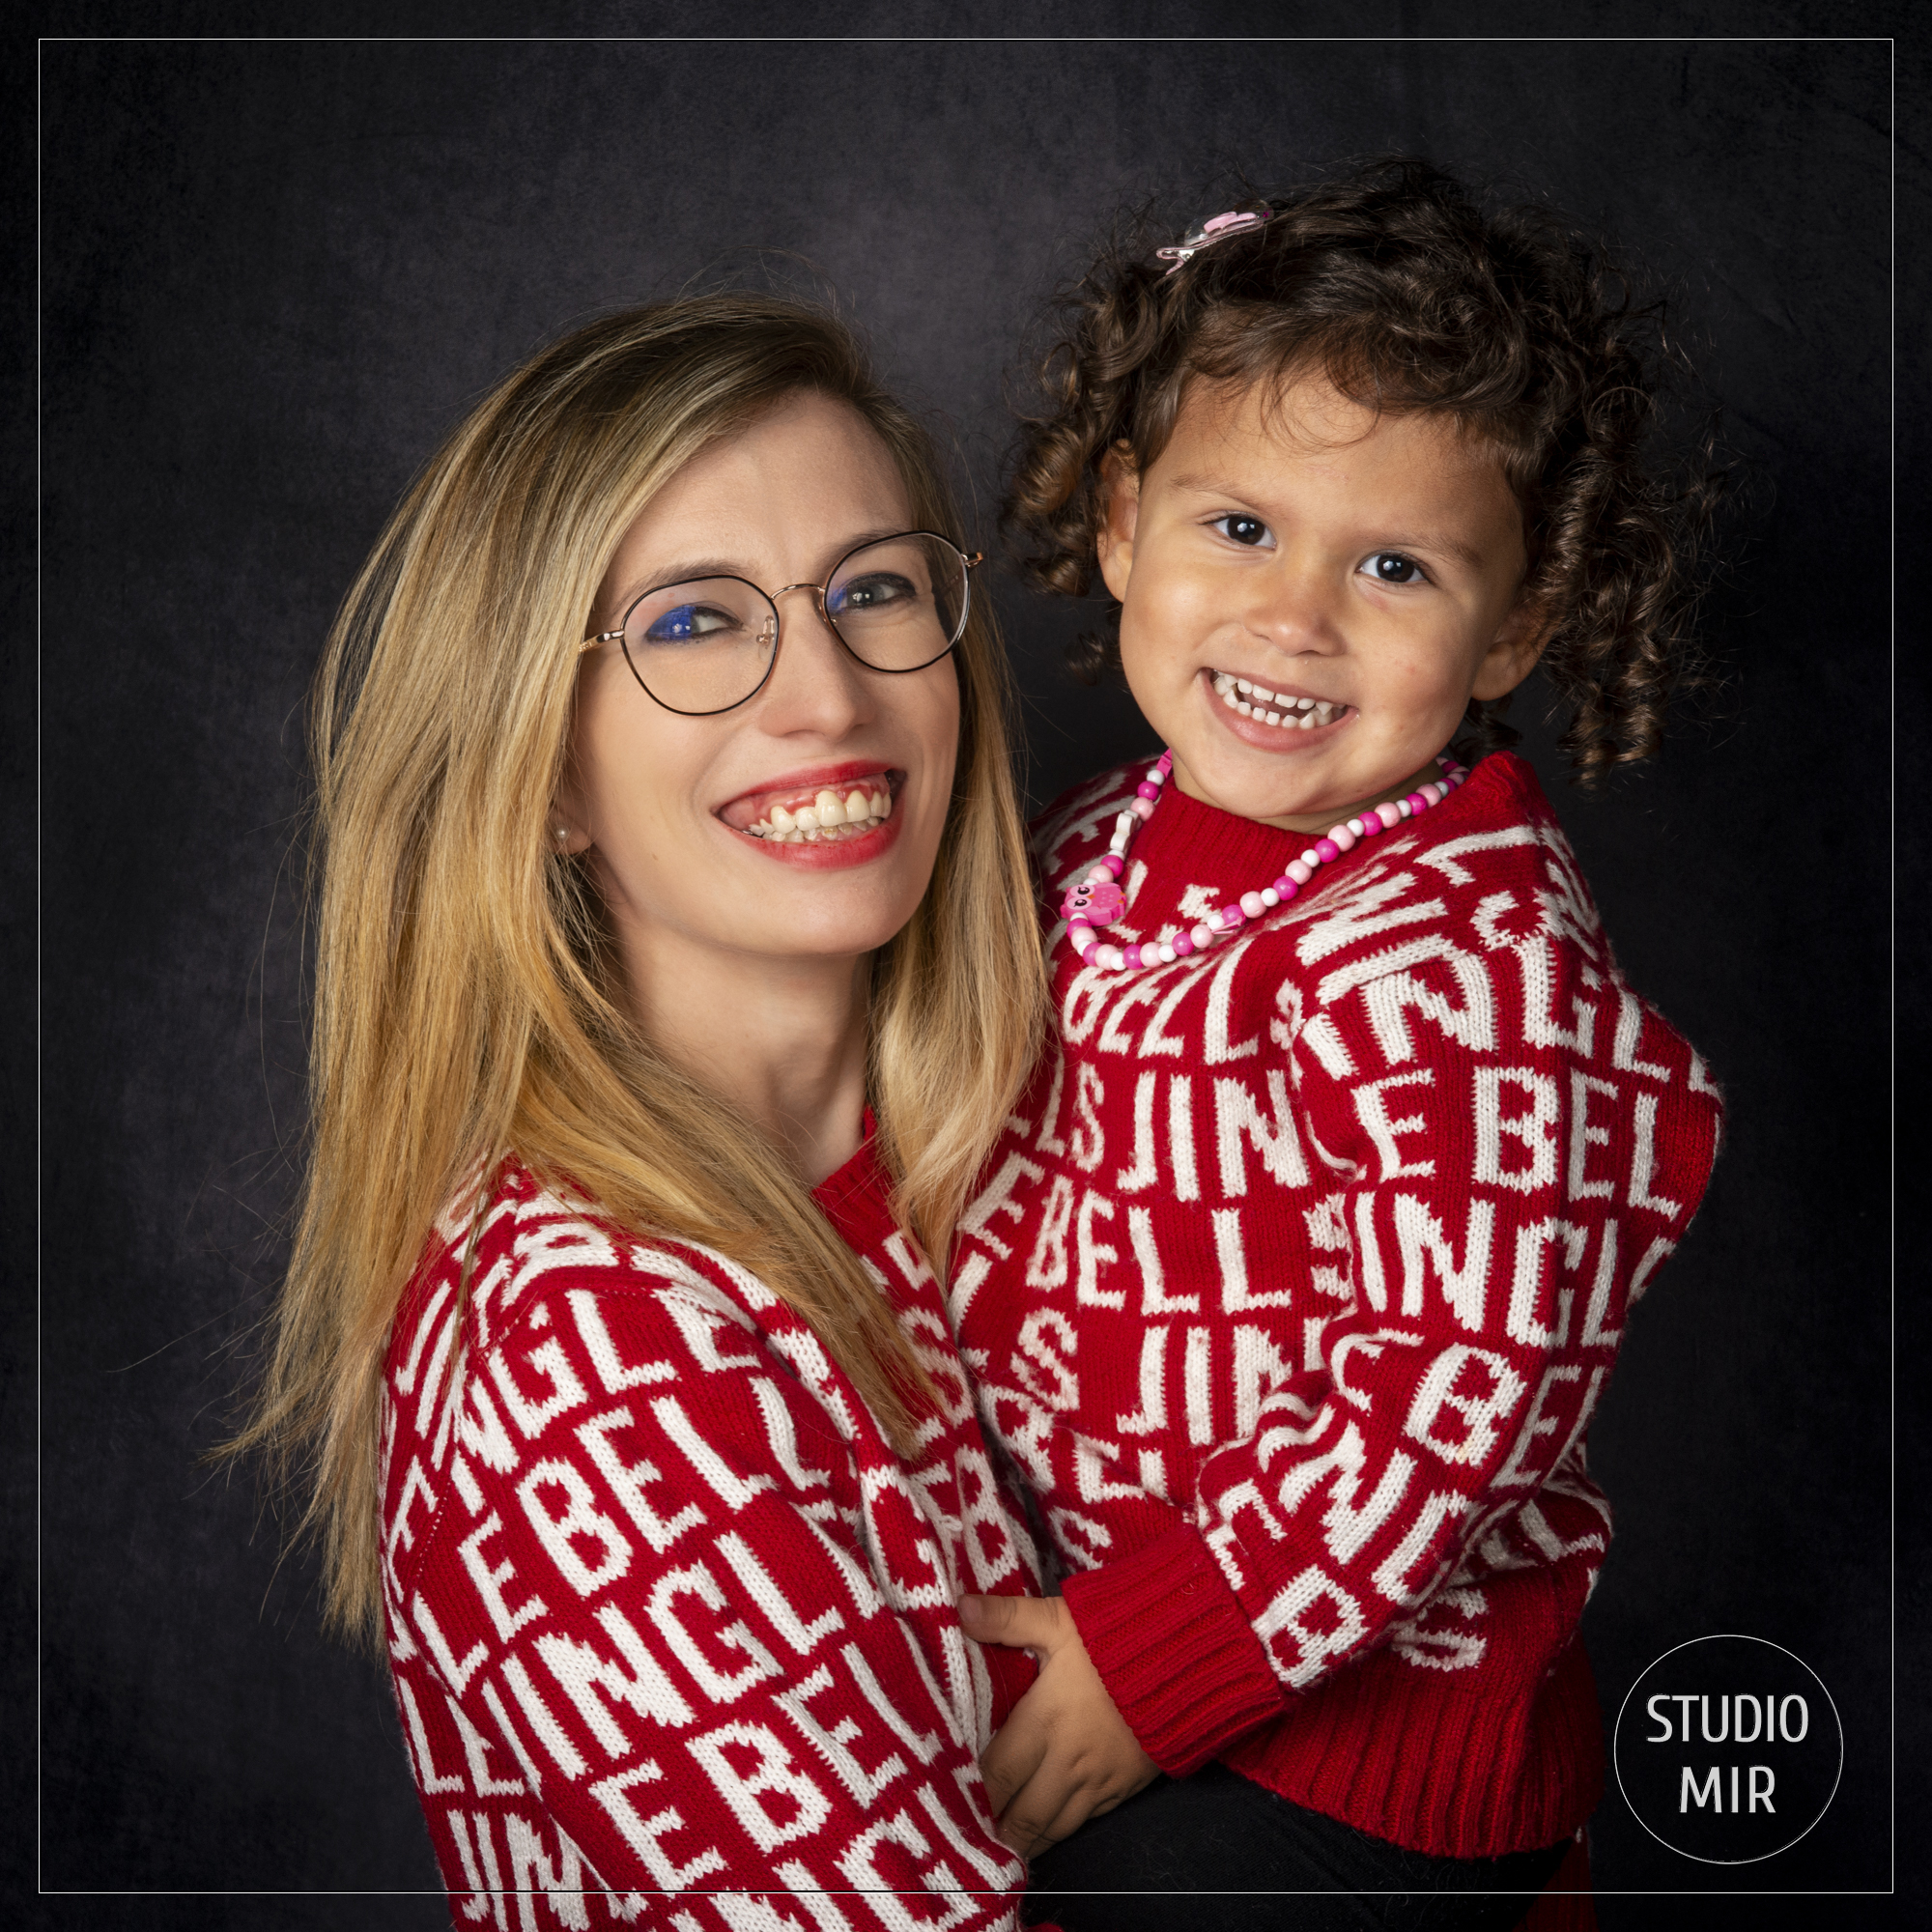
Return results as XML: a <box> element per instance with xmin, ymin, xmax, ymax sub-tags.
<box><xmin>1062</xmin><ymin>874</ymin><xmax>1126</xmax><ymax>926</ymax></box>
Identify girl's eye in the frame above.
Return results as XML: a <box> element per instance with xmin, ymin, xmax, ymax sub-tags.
<box><xmin>1211</xmin><ymin>514</ymin><xmax>1273</xmax><ymax>549</ymax></box>
<box><xmin>1361</xmin><ymin>552</ymin><xmax>1426</xmax><ymax>585</ymax></box>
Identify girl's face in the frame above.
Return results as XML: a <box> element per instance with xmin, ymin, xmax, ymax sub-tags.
<box><xmin>1098</xmin><ymin>372</ymin><xmax>1547</xmax><ymax>832</ymax></box>
<box><xmin>560</xmin><ymin>390</ymin><xmax>961</xmax><ymax>980</ymax></box>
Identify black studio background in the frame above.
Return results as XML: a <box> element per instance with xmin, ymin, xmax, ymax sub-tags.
<box><xmin>23</xmin><ymin>7</ymin><xmax>1919</xmax><ymax>1927</ymax></box>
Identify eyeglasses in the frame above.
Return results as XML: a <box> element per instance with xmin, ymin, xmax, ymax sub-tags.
<box><xmin>582</xmin><ymin>530</ymin><xmax>981</xmax><ymax>717</ymax></box>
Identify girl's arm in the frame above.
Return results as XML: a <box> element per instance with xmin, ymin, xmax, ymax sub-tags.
<box><xmin>1040</xmin><ymin>935</ymin><xmax>1723</xmax><ymax>1779</ymax></box>
<box><xmin>389</xmin><ymin>1270</ymin><xmax>1035</xmax><ymax>1927</ymax></box>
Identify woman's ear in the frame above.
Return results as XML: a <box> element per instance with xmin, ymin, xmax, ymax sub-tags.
<box><xmin>1471</xmin><ymin>591</ymin><xmax>1553</xmax><ymax>702</ymax></box>
<box><xmin>551</xmin><ymin>755</ymin><xmax>593</xmax><ymax>856</ymax></box>
<box><xmin>1094</xmin><ymin>443</ymin><xmax>1142</xmax><ymax>603</ymax></box>
<box><xmin>548</xmin><ymin>809</ymin><xmax>592</xmax><ymax>856</ymax></box>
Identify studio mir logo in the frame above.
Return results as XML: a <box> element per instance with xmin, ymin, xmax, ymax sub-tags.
<box><xmin>1613</xmin><ymin>1634</ymin><xmax>1843</xmax><ymax>1863</ymax></box>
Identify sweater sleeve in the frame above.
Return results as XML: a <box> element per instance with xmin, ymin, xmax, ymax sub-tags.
<box><xmin>1062</xmin><ymin>899</ymin><xmax>1723</xmax><ymax>1774</ymax></box>
<box><xmin>389</xmin><ymin>1270</ymin><xmax>1031</xmax><ymax>1926</ymax></box>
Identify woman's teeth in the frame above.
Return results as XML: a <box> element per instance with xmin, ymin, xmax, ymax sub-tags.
<box><xmin>1211</xmin><ymin>671</ymin><xmax>1345</xmax><ymax>730</ymax></box>
<box><xmin>744</xmin><ymin>784</ymin><xmax>894</xmax><ymax>841</ymax></box>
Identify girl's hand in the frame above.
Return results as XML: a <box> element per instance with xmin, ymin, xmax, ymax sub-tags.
<box><xmin>956</xmin><ymin>1592</ymin><xmax>1159</xmax><ymax>1856</ymax></box>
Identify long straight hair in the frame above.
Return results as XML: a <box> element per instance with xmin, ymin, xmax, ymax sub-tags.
<box><xmin>233</xmin><ymin>297</ymin><xmax>1047</xmax><ymax>1644</ymax></box>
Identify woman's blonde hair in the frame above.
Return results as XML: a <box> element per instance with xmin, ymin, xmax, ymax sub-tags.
<box><xmin>234</xmin><ymin>295</ymin><xmax>1047</xmax><ymax>1644</ymax></box>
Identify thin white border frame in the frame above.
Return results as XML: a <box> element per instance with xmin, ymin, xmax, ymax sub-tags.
<box><xmin>34</xmin><ymin>22</ymin><xmax>1901</xmax><ymax>1909</ymax></box>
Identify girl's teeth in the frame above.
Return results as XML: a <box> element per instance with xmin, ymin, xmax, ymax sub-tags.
<box><xmin>1213</xmin><ymin>670</ymin><xmax>1345</xmax><ymax>728</ymax></box>
<box><xmin>794</xmin><ymin>807</ymin><xmax>821</xmax><ymax>830</ymax></box>
<box><xmin>814</xmin><ymin>787</ymin><xmax>845</xmax><ymax>825</ymax></box>
<box><xmin>770</xmin><ymin>804</ymin><xmax>796</xmax><ymax>832</ymax></box>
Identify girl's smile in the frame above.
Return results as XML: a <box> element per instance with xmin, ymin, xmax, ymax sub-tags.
<box><xmin>1206</xmin><ymin>668</ymin><xmax>1352</xmax><ymax>741</ymax></box>
<box><xmin>1096</xmin><ymin>371</ymin><xmax>1548</xmax><ymax>835</ymax></box>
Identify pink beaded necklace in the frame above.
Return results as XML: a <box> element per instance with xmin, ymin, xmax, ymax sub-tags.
<box><xmin>1061</xmin><ymin>751</ymin><xmax>1469</xmax><ymax>973</ymax></box>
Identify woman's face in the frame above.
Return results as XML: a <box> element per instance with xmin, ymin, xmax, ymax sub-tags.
<box><xmin>561</xmin><ymin>391</ymin><xmax>961</xmax><ymax>984</ymax></box>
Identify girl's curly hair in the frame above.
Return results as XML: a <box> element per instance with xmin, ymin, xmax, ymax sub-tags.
<box><xmin>1006</xmin><ymin>156</ymin><xmax>1722</xmax><ymax>780</ymax></box>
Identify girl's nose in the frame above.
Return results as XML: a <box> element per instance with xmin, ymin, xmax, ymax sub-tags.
<box><xmin>1244</xmin><ymin>554</ymin><xmax>1340</xmax><ymax>653</ymax></box>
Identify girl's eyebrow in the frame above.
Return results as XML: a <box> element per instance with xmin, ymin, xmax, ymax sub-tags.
<box><xmin>1166</xmin><ymin>473</ymin><xmax>1490</xmax><ymax>575</ymax></box>
<box><xmin>1380</xmin><ymin>530</ymin><xmax>1487</xmax><ymax>572</ymax></box>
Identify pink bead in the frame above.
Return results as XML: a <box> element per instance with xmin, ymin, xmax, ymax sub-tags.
<box><xmin>1377</xmin><ymin>802</ymin><xmax>1403</xmax><ymax>830</ymax></box>
<box><xmin>1085</xmin><ymin>862</ymin><xmax>1114</xmax><ymax>884</ymax></box>
<box><xmin>1122</xmin><ymin>944</ymin><xmax>1143</xmax><ymax>970</ymax></box>
<box><xmin>1405</xmin><ymin>792</ymin><xmax>1431</xmax><ymax>814</ymax></box>
<box><xmin>1352</xmin><ymin>815</ymin><xmax>1376</xmax><ymax>837</ymax></box>
<box><xmin>1218</xmin><ymin>905</ymin><xmax>1245</xmax><ymax>930</ymax></box>
<box><xmin>1277</xmin><ymin>878</ymin><xmax>1298</xmax><ymax>900</ymax></box>
<box><xmin>1190</xmin><ymin>923</ymin><xmax>1215</xmax><ymax>949</ymax></box>
<box><xmin>1315</xmin><ymin>838</ymin><xmax>1340</xmax><ymax>863</ymax></box>
<box><xmin>1097</xmin><ymin>945</ymin><xmax>1124</xmax><ymax>971</ymax></box>
<box><xmin>1129</xmin><ymin>796</ymin><xmax>1156</xmax><ymax>820</ymax></box>
<box><xmin>1172</xmin><ymin>933</ymin><xmax>1195</xmax><ymax>958</ymax></box>
<box><xmin>1240</xmin><ymin>891</ymin><xmax>1266</xmax><ymax>918</ymax></box>
<box><xmin>1327</xmin><ymin>824</ymin><xmax>1357</xmax><ymax>851</ymax></box>
<box><xmin>1137</xmin><ymin>781</ymin><xmax>1162</xmax><ymax>800</ymax></box>
<box><xmin>1100</xmin><ymin>853</ymin><xmax>1125</xmax><ymax>877</ymax></box>
<box><xmin>1287</xmin><ymin>859</ymin><xmax>1315</xmax><ymax>885</ymax></box>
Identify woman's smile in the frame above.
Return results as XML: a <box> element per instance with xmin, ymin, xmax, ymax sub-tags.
<box><xmin>719</xmin><ymin>761</ymin><xmax>906</xmax><ymax>867</ymax></box>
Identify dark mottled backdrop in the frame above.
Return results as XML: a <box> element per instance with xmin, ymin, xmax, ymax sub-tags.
<box><xmin>22</xmin><ymin>5</ymin><xmax>1915</xmax><ymax>1927</ymax></box>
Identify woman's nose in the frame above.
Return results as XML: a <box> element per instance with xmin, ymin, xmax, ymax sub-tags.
<box><xmin>757</xmin><ymin>587</ymin><xmax>875</xmax><ymax>734</ymax></box>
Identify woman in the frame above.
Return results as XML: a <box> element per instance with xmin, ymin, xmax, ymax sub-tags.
<box><xmin>235</xmin><ymin>296</ymin><xmax>1141</xmax><ymax>1924</ymax></box>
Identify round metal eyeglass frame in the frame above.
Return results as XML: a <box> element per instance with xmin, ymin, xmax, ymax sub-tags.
<box><xmin>580</xmin><ymin>530</ymin><xmax>982</xmax><ymax>718</ymax></box>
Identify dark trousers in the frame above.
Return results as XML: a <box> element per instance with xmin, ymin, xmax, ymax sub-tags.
<box><xmin>1022</xmin><ymin>1765</ymin><xmax>1572</xmax><ymax>1931</ymax></box>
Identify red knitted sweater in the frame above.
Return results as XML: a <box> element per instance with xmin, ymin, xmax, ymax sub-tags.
<box><xmin>381</xmin><ymin>1137</ymin><xmax>1044</xmax><ymax>1927</ymax></box>
<box><xmin>950</xmin><ymin>752</ymin><xmax>1722</xmax><ymax>1859</ymax></box>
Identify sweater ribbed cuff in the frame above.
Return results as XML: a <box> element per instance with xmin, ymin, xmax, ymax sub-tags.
<box><xmin>1061</xmin><ymin>1524</ymin><xmax>1288</xmax><ymax>1775</ymax></box>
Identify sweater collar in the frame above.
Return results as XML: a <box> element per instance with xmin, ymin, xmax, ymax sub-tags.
<box><xmin>1126</xmin><ymin>750</ymin><xmax>1529</xmax><ymax>907</ymax></box>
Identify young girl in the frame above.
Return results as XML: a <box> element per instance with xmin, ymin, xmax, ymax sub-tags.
<box><xmin>952</xmin><ymin>161</ymin><xmax>1726</xmax><ymax>1927</ymax></box>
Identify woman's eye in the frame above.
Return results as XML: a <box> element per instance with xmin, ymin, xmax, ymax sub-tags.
<box><xmin>641</xmin><ymin>603</ymin><xmax>736</xmax><ymax>644</ymax></box>
<box><xmin>830</xmin><ymin>571</ymin><xmax>916</xmax><ymax>615</ymax></box>
<box><xmin>1361</xmin><ymin>552</ymin><xmax>1426</xmax><ymax>585</ymax></box>
<box><xmin>1211</xmin><ymin>515</ymin><xmax>1273</xmax><ymax>549</ymax></box>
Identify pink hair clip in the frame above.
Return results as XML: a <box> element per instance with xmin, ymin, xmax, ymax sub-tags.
<box><xmin>1154</xmin><ymin>200</ymin><xmax>1275</xmax><ymax>275</ymax></box>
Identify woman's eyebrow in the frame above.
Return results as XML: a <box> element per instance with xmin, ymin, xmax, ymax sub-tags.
<box><xmin>629</xmin><ymin>527</ymin><xmax>913</xmax><ymax>595</ymax></box>
<box><xmin>634</xmin><ymin>556</ymin><xmax>753</xmax><ymax>589</ymax></box>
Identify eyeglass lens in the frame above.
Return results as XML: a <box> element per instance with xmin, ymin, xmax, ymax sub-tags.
<box><xmin>618</xmin><ymin>533</ymin><xmax>968</xmax><ymax>716</ymax></box>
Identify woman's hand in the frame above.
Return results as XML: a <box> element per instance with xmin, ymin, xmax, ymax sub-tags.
<box><xmin>957</xmin><ymin>1592</ymin><xmax>1159</xmax><ymax>1857</ymax></box>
